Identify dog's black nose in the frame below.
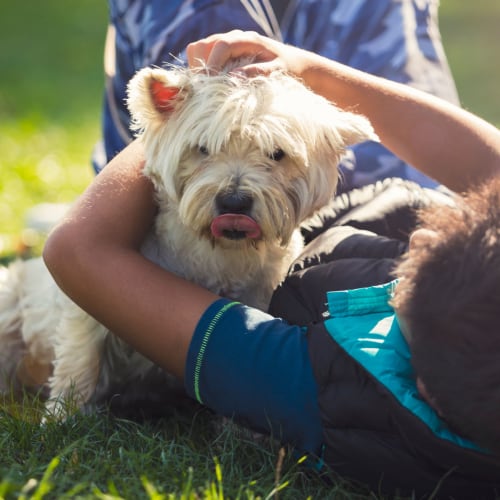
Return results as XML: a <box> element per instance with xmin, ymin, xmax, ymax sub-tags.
<box><xmin>216</xmin><ymin>191</ymin><xmax>253</xmax><ymax>215</ymax></box>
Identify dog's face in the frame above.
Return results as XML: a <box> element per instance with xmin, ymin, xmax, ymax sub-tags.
<box><xmin>127</xmin><ymin>65</ymin><xmax>377</xmax><ymax>247</ymax></box>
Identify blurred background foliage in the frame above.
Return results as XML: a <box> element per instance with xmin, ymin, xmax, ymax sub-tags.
<box><xmin>0</xmin><ymin>1</ymin><xmax>107</xmax><ymax>257</ymax></box>
<box><xmin>439</xmin><ymin>0</ymin><xmax>500</xmax><ymax>125</ymax></box>
<box><xmin>0</xmin><ymin>0</ymin><xmax>499</xmax><ymax>257</ymax></box>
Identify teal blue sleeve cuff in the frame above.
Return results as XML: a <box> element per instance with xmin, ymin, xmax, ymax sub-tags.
<box><xmin>184</xmin><ymin>298</ymin><xmax>323</xmax><ymax>456</ymax></box>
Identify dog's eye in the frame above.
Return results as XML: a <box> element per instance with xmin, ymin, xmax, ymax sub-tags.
<box><xmin>269</xmin><ymin>148</ymin><xmax>285</xmax><ymax>162</ymax></box>
<box><xmin>198</xmin><ymin>145</ymin><xmax>209</xmax><ymax>155</ymax></box>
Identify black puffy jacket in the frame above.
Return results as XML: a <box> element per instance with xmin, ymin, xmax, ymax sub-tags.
<box><xmin>270</xmin><ymin>179</ymin><xmax>500</xmax><ymax>499</ymax></box>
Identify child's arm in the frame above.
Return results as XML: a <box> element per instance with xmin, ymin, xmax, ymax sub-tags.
<box><xmin>187</xmin><ymin>30</ymin><xmax>500</xmax><ymax>193</ymax></box>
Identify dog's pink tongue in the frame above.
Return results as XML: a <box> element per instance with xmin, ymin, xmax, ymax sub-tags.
<box><xmin>211</xmin><ymin>214</ymin><xmax>262</xmax><ymax>240</ymax></box>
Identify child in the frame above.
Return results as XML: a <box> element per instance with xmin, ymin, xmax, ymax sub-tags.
<box><xmin>43</xmin><ymin>32</ymin><xmax>500</xmax><ymax>497</ymax></box>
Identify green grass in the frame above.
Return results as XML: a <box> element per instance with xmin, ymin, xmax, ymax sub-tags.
<box><xmin>1</xmin><ymin>2</ymin><xmax>500</xmax><ymax>498</ymax></box>
<box><xmin>0</xmin><ymin>393</ymin><xmax>368</xmax><ymax>499</ymax></box>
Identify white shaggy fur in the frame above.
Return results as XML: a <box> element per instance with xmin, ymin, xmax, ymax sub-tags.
<box><xmin>0</xmin><ymin>64</ymin><xmax>376</xmax><ymax>417</ymax></box>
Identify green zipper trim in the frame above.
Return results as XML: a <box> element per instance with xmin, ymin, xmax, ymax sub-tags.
<box><xmin>193</xmin><ymin>301</ymin><xmax>239</xmax><ymax>404</ymax></box>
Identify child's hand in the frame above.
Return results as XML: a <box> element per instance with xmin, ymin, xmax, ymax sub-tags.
<box><xmin>186</xmin><ymin>30</ymin><xmax>308</xmax><ymax>78</ymax></box>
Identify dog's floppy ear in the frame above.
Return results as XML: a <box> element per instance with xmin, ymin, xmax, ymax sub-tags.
<box><xmin>127</xmin><ymin>67</ymin><xmax>191</xmax><ymax>131</ymax></box>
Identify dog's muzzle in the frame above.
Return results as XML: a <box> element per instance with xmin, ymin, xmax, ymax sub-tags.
<box><xmin>211</xmin><ymin>192</ymin><xmax>261</xmax><ymax>240</ymax></box>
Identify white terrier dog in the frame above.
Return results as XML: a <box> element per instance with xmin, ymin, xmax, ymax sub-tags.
<box><xmin>0</xmin><ymin>64</ymin><xmax>376</xmax><ymax>417</ymax></box>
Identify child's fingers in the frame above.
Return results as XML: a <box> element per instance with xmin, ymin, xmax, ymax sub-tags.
<box><xmin>187</xmin><ymin>30</ymin><xmax>277</xmax><ymax>72</ymax></box>
<box><xmin>233</xmin><ymin>60</ymin><xmax>282</xmax><ymax>77</ymax></box>
<box><xmin>186</xmin><ymin>39</ymin><xmax>214</xmax><ymax>68</ymax></box>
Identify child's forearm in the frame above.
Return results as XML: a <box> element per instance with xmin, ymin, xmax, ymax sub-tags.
<box><xmin>302</xmin><ymin>54</ymin><xmax>500</xmax><ymax>192</ymax></box>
